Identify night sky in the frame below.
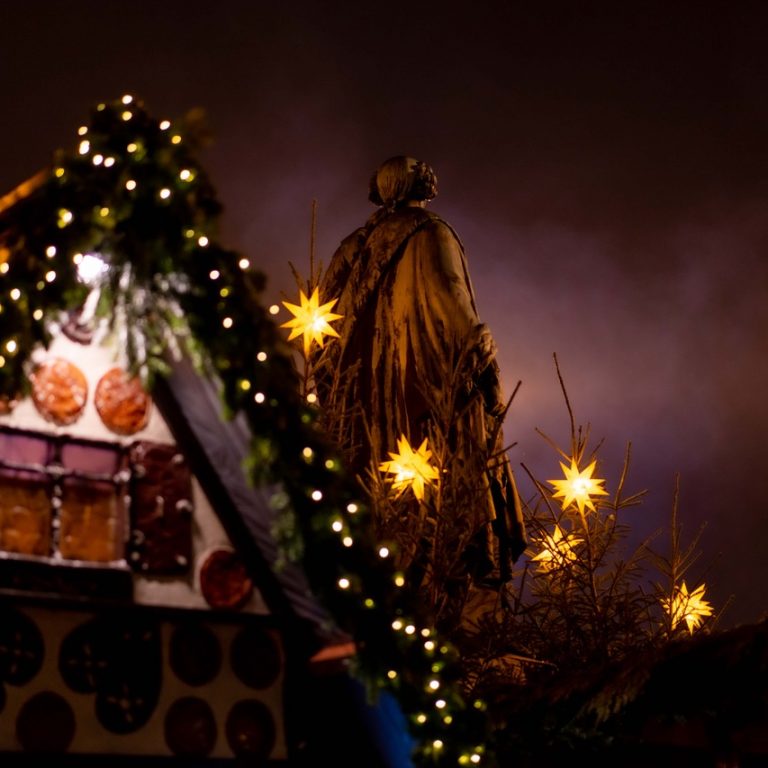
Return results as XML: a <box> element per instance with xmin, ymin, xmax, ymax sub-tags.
<box><xmin>2</xmin><ymin>2</ymin><xmax>767</xmax><ymax>627</ymax></box>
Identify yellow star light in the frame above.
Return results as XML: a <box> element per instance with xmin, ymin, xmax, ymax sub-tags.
<box><xmin>548</xmin><ymin>458</ymin><xmax>608</xmax><ymax>517</ymax></box>
<box><xmin>664</xmin><ymin>581</ymin><xmax>714</xmax><ymax>634</ymax></box>
<box><xmin>281</xmin><ymin>287</ymin><xmax>343</xmax><ymax>357</ymax></box>
<box><xmin>531</xmin><ymin>525</ymin><xmax>583</xmax><ymax>571</ymax></box>
<box><xmin>379</xmin><ymin>435</ymin><xmax>439</xmax><ymax>501</ymax></box>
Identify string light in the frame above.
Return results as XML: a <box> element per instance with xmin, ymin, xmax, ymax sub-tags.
<box><xmin>33</xmin><ymin>309</ymin><xmax>43</xmax><ymax>321</ymax></box>
<box><xmin>78</xmin><ymin>140</ymin><xmax>90</xmax><ymax>154</ymax></box>
<box><xmin>268</xmin><ymin>304</ymin><xmax>280</xmax><ymax>315</ymax></box>
<box><xmin>331</xmin><ymin>520</ymin><xmax>343</xmax><ymax>532</ymax></box>
<box><xmin>347</xmin><ymin>503</ymin><xmax>358</xmax><ymax>513</ymax></box>
<box><xmin>307</xmin><ymin>392</ymin><xmax>318</xmax><ymax>404</ymax></box>
<box><xmin>126</xmin><ymin>180</ymin><xmax>137</xmax><ymax>191</ymax></box>
<box><xmin>198</xmin><ymin>235</ymin><xmax>209</xmax><ymax>247</ymax></box>
<box><xmin>45</xmin><ymin>270</ymin><xmax>56</xmax><ymax>283</ymax></box>
<box><xmin>338</xmin><ymin>577</ymin><xmax>350</xmax><ymax>590</ymax></box>
<box><xmin>9</xmin><ymin>289</ymin><xmax>20</xmax><ymax>301</ymax></box>
<box><xmin>342</xmin><ymin>536</ymin><xmax>353</xmax><ymax>547</ymax></box>
<box><xmin>127</xmin><ymin>142</ymin><xmax>138</xmax><ymax>153</ymax></box>
<box><xmin>311</xmin><ymin>490</ymin><xmax>323</xmax><ymax>501</ymax></box>
<box><xmin>222</xmin><ymin>317</ymin><xmax>233</xmax><ymax>329</ymax></box>
<box><xmin>99</xmin><ymin>207</ymin><xmax>110</xmax><ymax>217</ymax></box>
<box><xmin>387</xmin><ymin>670</ymin><xmax>398</xmax><ymax>680</ymax></box>
<box><xmin>238</xmin><ymin>258</ymin><xmax>250</xmax><ymax>269</ymax></box>
<box><xmin>254</xmin><ymin>392</ymin><xmax>265</xmax><ymax>404</ymax></box>
<box><xmin>122</xmin><ymin>110</ymin><xmax>133</xmax><ymax>121</ymax></box>
<box><xmin>104</xmin><ymin>157</ymin><xmax>115</xmax><ymax>167</ymax></box>
<box><xmin>378</xmin><ymin>546</ymin><xmax>390</xmax><ymax>558</ymax></box>
<box><xmin>159</xmin><ymin>119</ymin><xmax>171</xmax><ymax>130</ymax></box>
<box><xmin>5</xmin><ymin>340</ymin><xmax>17</xmax><ymax>354</ymax></box>
<box><xmin>171</xmin><ymin>134</ymin><xmax>182</xmax><ymax>144</ymax></box>
<box><xmin>0</xmin><ymin>264</ymin><xmax>8</xmax><ymax>274</ymax></box>
<box><xmin>77</xmin><ymin>126</ymin><xmax>88</xmax><ymax>136</ymax></box>
<box><xmin>392</xmin><ymin>620</ymin><xmax>404</xmax><ymax>631</ymax></box>
<box><xmin>159</xmin><ymin>188</ymin><xmax>171</xmax><ymax>199</ymax></box>
<box><xmin>179</xmin><ymin>169</ymin><xmax>193</xmax><ymax>181</ymax></box>
<box><xmin>209</xmin><ymin>270</ymin><xmax>220</xmax><ymax>280</ymax></box>
<box><xmin>92</xmin><ymin>154</ymin><xmax>104</xmax><ymax>165</ymax></box>
<box><xmin>121</xmin><ymin>94</ymin><xmax>133</xmax><ymax>104</ymax></box>
<box><xmin>239</xmin><ymin>379</ymin><xmax>251</xmax><ymax>391</ymax></box>
<box><xmin>257</xmin><ymin>351</ymin><xmax>267</xmax><ymax>362</ymax></box>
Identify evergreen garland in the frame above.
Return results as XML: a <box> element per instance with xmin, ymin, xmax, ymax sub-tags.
<box><xmin>0</xmin><ymin>96</ymin><xmax>494</xmax><ymax>766</ymax></box>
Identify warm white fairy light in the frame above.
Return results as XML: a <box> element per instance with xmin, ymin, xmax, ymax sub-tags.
<box><xmin>347</xmin><ymin>503</ymin><xmax>358</xmax><ymax>513</ymax></box>
<box><xmin>342</xmin><ymin>536</ymin><xmax>353</xmax><ymax>547</ymax></box>
<box><xmin>9</xmin><ymin>289</ymin><xmax>20</xmax><ymax>301</ymax></box>
<box><xmin>394</xmin><ymin>574</ymin><xmax>405</xmax><ymax>587</ymax></box>
<box><xmin>121</xmin><ymin>94</ymin><xmax>133</xmax><ymax>105</ymax></box>
<box><xmin>78</xmin><ymin>140</ymin><xmax>90</xmax><ymax>154</ymax></box>
<box><xmin>268</xmin><ymin>304</ymin><xmax>280</xmax><ymax>315</ymax></box>
<box><xmin>331</xmin><ymin>520</ymin><xmax>343</xmax><ymax>532</ymax></box>
<box><xmin>5</xmin><ymin>340</ymin><xmax>17</xmax><ymax>354</ymax></box>
<box><xmin>122</xmin><ymin>110</ymin><xmax>133</xmax><ymax>121</ymax></box>
<box><xmin>378</xmin><ymin>546</ymin><xmax>390</xmax><ymax>558</ymax></box>
<box><xmin>324</xmin><ymin>458</ymin><xmax>336</xmax><ymax>470</ymax></box>
<box><xmin>257</xmin><ymin>351</ymin><xmax>267</xmax><ymax>362</ymax></box>
<box><xmin>424</xmin><ymin>640</ymin><xmax>435</xmax><ymax>651</ymax></box>
<box><xmin>209</xmin><ymin>270</ymin><xmax>220</xmax><ymax>280</ymax></box>
<box><xmin>75</xmin><ymin>253</ymin><xmax>108</xmax><ymax>285</ymax></box>
<box><xmin>222</xmin><ymin>317</ymin><xmax>233</xmax><ymax>329</ymax></box>
<box><xmin>127</xmin><ymin>142</ymin><xmax>138</xmax><ymax>153</ymax></box>
<box><xmin>179</xmin><ymin>169</ymin><xmax>192</xmax><ymax>181</ymax></box>
<box><xmin>99</xmin><ymin>207</ymin><xmax>110</xmax><ymax>217</ymax></box>
<box><xmin>171</xmin><ymin>134</ymin><xmax>181</xmax><ymax>144</ymax></box>
<box><xmin>92</xmin><ymin>154</ymin><xmax>104</xmax><ymax>165</ymax></box>
<box><xmin>405</xmin><ymin>624</ymin><xmax>416</xmax><ymax>635</ymax></box>
<box><xmin>302</xmin><ymin>447</ymin><xmax>314</xmax><ymax>459</ymax></box>
<box><xmin>238</xmin><ymin>258</ymin><xmax>250</xmax><ymax>269</ymax></box>
<box><xmin>421</xmin><ymin>628</ymin><xmax>431</xmax><ymax>637</ymax></box>
<box><xmin>435</xmin><ymin>699</ymin><xmax>446</xmax><ymax>709</ymax></box>
<box><xmin>338</xmin><ymin>577</ymin><xmax>350</xmax><ymax>590</ymax></box>
<box><xmin>307</xmin><ymin>392</ymin><xmax>318</xmax><ymax>403</ymax></box>
<box><xmin>254</xmin><ymin>392</ymin><xmax>265</xmax><ymax>404</ymax></box>
<box><xmin>77</xmin><ymin>126</ymin><xmax>88</xmax><ymax>136</ymax></box>
<box><xmin>0</xmin><ymin>264</ymin><xmax>8</xmax><ymax>274</ymax></box>
<box><xmin>387</xmin><ymin>670</ymin><xmax>398</xmax><ymax>680</ymax></box>
<box><xmin>392</xmin><ymin>620</ymin><xmax>403</xmax><ymax>631</ymax></box>
<box><xmin>104</xmin><ymin>157</ymin><xmax>115</xmax><ymax>167</ymax></box>
<box><xmin>198</xmin><ymin>235</ymin><xmax>209</xmax><ymax>247</ymax></box>
<box><xmin>33</xmin><ymin>309</ymin><xmax>43</xmax><ymax>321</ymax></box>
<box><xmin>126</xmin><ymin>180</ymin><xmax>137</xmax><ymax>191</ymax></box>
<box><xmin>428</xmin><ymin>679</ymin><xmax>440</xmax><ymax>690</ymax></box>
<box><xmin>416</xmin><ymin>714</ymin><xmax>427</xmax><ymax>724</ymax></box>
<box><xmin>311</xmin><ymin>490</ymin><xmax>323</xmax><ymax>501</ymax></box>
<box><xmin>0</xmin><ymin>356</ymin><xmax>5</xmax><ymax>367</ymax></box>
<box><xmin>159</xmin><ymin>188</ymin><xmax>171</xmax><ymax>199</ymax></box>
<box><xmin>59</xmin><ymin>209</ymin><xmax>73</xmax><ymax>225</ymax></box>
<box><xmin>159</xmin><ymin>120</ymin><xmax>171</xmax><ymax>130</ymax></box>
<box><xmin>45</xmin><ymin>270</ymin><xmax>56</xmax><ymax>283</ymax></box>
<box><xmin>239</xmin><ymin>379</ymin><xmax>251</xmax><ymax>391</ymax></box>
<box><xmin>433</xmin><ymin>740</ymin><xmax>444</xmax><ymax>751</ymax></box>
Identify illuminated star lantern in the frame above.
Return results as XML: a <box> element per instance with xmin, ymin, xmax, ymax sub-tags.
<box><xmin>548</xmin><ymin>458</ymin><xmax>608</xmax><ymax>518</ymax></box>
<box><xmin>531</xmin><ymin>525</ymin><xmax>583</xmax><ymax>571</ymax></box>
<box><xmin>280</xmin><ymin>287</ymin><xmax>343</xmax><ymax>357</ymax></box>
<box><xmin>379</xmin><ymin>435</ymin><xmax>439</xmax><ymax>501</ymax></box>
<box><xmin>665</xmin><ymin>581</ymin><xmax>714</xmax><ymax>634</ymax></box>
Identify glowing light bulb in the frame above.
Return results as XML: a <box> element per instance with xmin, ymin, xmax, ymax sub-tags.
<box><xmin>77</xmin><ymin>126</ymin><xmax>88</xmax><ymax>136</ymax></box>
<box><xmin>254</xmin><ymin>392</ymin><xmax>265</xmax><ymax>404</ymax></box>
<box><xmin>378</xmin><ymin>546</ymin><xmax>390</xmax><ymax>558</ymax></box>
<box><xmin>45</xmin><ymin>270</ymin><xmax>56</xmax><ymax>283</ymax></box>
<box><xmin>425</xmin><ymin>640</ymin><xmax>435</xmax><ymax>651</ymax></box>
<box><xmin>239</xmin><ymin>379</ymin><xmax>251</xmax><ymax>391</ymax></box>
<box><xmin>54</xmin><ymin>167</ymin><xmax>65</xmax><ymax>178</ymax></box>
<box><xmin>127</xmin><ymin>142</ymin><xmax>138</xmax><ymax>153</ymax></box>
<box><xmin>238</xmin><ymin>258</ymin><xmax>250</xmax><ymax>269</ymax></box>
<box><xmin>331</xmin><ymin>520</ymin><xmax>343</xmax><ymax>532</ymax></box>
<box><xmin>435</xmin><ymin>699</ymin><xmax>446</xmax><ymax>709</ymax></box>
<box><xmin>92</xmin><ymin>154</ymin><xmax>103</xmax><ymax>165</ymax></box>
<box><xmin>209</xmin><ymin>270</ymin><xmax>220</xmax><ymax>280</ymax></box>
<box><xmin>198</xmin><ymin>236</ymin><xmax>209</xmax><ymax>247</ymax></box>
<box><xmin>33</xmin><ymin>309</ymin><xmax>43</xmax><ymax>321</ymax></box>
<box><xmin>416</xmin><ymin>714</ymin><xmax>427</xmax><ymax>724</ymax></box>
<box><xmin>171</xmin><ymin>134</ymin><xmax>181</xmax><ymax>144</ymax></box>
<box><xmin>179</xmin><ymin>169</ymin><xmax>192</xmax><ymax>180</ymax></box>
<box><xmin>159</xmin><ymin>120</ymin><xmax>171</xmax><ymax>130</ymax></box>
<box><xmin>121</xmin><ymin>94</ymin><xmax>133</xmax><ymax>104</ymax></box>
<box><xmin>342</xmin><ymin>536</ymin><xmax>353</xmax><ymax>547</ymax></box>
<box><xmin>392</xmin><ymin>620</ymin><xmax>403</xmax><ymax>631</ymax></box>
<box><xmin>99</xmin><ymin>207</ymin><xmax>110</xmax><ymax>217</ymax></box>
<box><xmin>9</xmin><ymin>289</ymin><xmax>20</xmax><ymax>301</ymax></box>
<box><xmin>257</xmin><ymin>351</ymin><xmax>267</xmax><ymax>362</ymax></box>
<box><xmin>311</xmin><ymin>490</ymin><xmax>322</xmax><ymax>501</ymax></box>
<box><xmin>428</xmin><ymin>679</ymin><xmax>440</xmax><ymax>690</ymax></box>
<box><xmin>387</xmin><ymin>670</ymin><xmax>398</xmax><ymax>680</ymax></box>
<box><xmin>122</xmin><ymin>110</ymin><xmax>133</xmax><ymax>121</ymax></box>
<box><xmin>307</xmin><ymin>392</ymin><xmax>318</xmax><ymax>404</ymax></box>
<box><xmin>338</xmin><ymin>577</ymin><xmax>350</xmax><ymax>590</ymax></box>
<box><xmin>268</xmin><ymin>304</ymin><xmax>280</xmax><ymax>315</ymax></box>
<box><xmin>5</xmin><ymin>340</ymin><xmax>17</xmax><ymax>353</ymax></box>
<box><xmin>159</xmin><ymin>188</ymin><xmax>171</xmax><ymax>199</ymax></box>
<box><xmin>104</xmin><ymin>157</ymin><xmax>115</xmax><ymax>167</ymax></box>
<box><xmin>78</xmin><ymin>140</ymin><xmax>90</xmax><ymax>154</ymax></box>
<box><xmin>347</xmin><ymin>503</ymin><xmax>358</xmax><ymax>514</ymax></box>
<box><xmin>222</xmin><ymin>317</ymin><xmax>233</xmax><ymax>329</ymax></box>
<box><xmin>126</xmin><ymin>180</ymin><xmax>137</xmax><ymax>191</ymax></box>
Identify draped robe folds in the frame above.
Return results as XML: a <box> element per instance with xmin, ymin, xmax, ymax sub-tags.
<box><xmin>315</xmin><ymin>206</ymin><xmax>526</xmax><ymax>583</ymax></box>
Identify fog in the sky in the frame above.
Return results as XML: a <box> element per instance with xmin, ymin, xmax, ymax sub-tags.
<box><xmin>1</xmin><ymin>1</ymin><xmax>766</xmax><ymax>626</ymax></box>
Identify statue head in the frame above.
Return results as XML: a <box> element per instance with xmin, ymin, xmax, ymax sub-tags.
<box><xmin>368</xmin><ymin>156</ymin><xmax>438</xmax><ymax>210</ymax></box>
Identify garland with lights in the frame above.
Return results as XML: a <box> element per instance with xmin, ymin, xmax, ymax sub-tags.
<box><xmin>0</xmin><ymin>96</ymin><xmax>495</xmax><ymax>766</ymax></box>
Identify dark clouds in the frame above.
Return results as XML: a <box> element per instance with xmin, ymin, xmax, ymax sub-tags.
<box><xmin>1</xmin><ymin>1</ymin><xmax>767</xmax><ymax>626</ymax></box>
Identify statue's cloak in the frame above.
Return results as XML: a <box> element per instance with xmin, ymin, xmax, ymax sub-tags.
<box><xmin>316</xmin><ymin>207</ymin><xmax>526</xmax><ymax>581</ymax></box>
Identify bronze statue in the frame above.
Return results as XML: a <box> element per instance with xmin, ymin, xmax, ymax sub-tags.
<box><xmin>314</xmin><ymin>156</ymin><xmax>525</xmax><ymax>626</ymax></box>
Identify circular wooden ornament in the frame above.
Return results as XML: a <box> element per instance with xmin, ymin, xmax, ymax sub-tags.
<box><xmin>94</xmin><ymin>367</ymin><xmax>152</xmax><ymax>435</ymax></box>
<box><xmin>30</xmin><ymin>358</ymin><xmax>88</xmax><ymax>426</ymax></box>
<box><xmin>199</xmin><ymin>548</ymin><xmax>253</xmax><ymax>611</ymax></box>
